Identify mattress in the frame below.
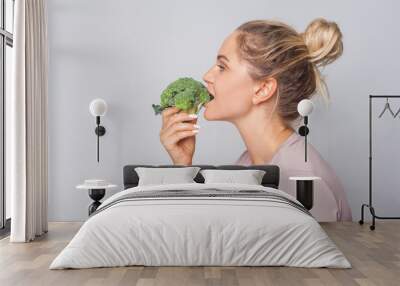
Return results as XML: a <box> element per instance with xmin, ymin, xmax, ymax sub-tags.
<box><xmin>49</xmin><ymin>182</ymin><xmax>351</xmax><ymax>269</ymax></box>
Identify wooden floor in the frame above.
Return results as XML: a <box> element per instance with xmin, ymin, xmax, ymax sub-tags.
<box><xmin>0</xmin><ymin>222</ymin><xmax>399</xmax><ymax>286</ymax></box>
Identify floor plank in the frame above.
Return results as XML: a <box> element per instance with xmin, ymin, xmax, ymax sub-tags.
<box><xmin>0</xmin><ymin>221</ymin><xmax>399</xmax><ymax>286</ymax></box>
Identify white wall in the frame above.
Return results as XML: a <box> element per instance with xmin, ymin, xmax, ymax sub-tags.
<box><xmin>47</xmin><ymin>0</ymin><xmax>400</xmax><ymax>221</ymax></box>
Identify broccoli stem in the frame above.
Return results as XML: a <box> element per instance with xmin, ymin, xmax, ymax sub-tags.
<box><xmin>185</xmin><ymin>106</ymin><xmax>198</xmax><ymax>114</ymax></box>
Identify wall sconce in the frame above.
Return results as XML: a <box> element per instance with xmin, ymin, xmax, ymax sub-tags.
<box><xmin>89</xmin><ymin>99</ymin><xmax>108</xmax><ymax>162</ymax></box>
<box><xmin>297</xmin><ymin>99</ymin><xmax>314</xmax><ymax>162</ymax></box>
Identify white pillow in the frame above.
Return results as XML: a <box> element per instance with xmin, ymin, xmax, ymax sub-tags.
<box><xmin>200</xmin><ymin>169</ymin><xmax>266</xmax><ymax>185</ymax></box>
<box><xmin>135</xmin><ymin>167</ymin><xmax>201</xmax><ymax>186</ymax></box>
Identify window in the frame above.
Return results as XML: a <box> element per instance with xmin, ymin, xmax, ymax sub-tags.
<box><xmin>1</xmin><ymin>0</ymin><xmax>14</xmax><ymax>233</ymax></box>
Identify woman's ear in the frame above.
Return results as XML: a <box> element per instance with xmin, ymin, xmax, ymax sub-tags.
<box><xmin>252</xmin><ymin>77</ymin><xmax>278</xmax><ymax>105</ymax></box>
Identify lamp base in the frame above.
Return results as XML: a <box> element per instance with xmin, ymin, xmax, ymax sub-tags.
<box><xmin>95</xmin><ymin>126</ymin><xmax>106</xmax><ymax>136</ymax></box>
<box><xmin>88</xmin><ymin>189</ymin><xmax>106</xmax><ymax>215</ymax></box>
<box><xmin>298</xmin><ymin>126</ymin><xmax>309</xmax><ymax>136</ymax></box>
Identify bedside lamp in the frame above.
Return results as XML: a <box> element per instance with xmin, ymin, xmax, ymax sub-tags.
<box><xmin>297</xmin><ymin>99</ymin><xmax>314</xmax><ymax>162</ymax></box>
<box><xmin>89</xmin><ymin>99</ymin><xmax>108</xmax><ymax>162</ymax></box>
<box><xmin>291</xmin><ymin>99</ymin><xmax>320</xmax><ymax>211</ymax></box>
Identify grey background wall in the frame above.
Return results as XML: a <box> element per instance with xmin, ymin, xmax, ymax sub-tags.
<box><xmin>47</xmin><ymin>0</ymin><xmax>400</xmax><ymax>221</ymax></box>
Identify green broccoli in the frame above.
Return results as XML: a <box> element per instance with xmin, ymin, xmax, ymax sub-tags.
<box><xmin>152</xmin><ymin>77</ymin><xmax>214</xmax><ymax>115</ymax></box>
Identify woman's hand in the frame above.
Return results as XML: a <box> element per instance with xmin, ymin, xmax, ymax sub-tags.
<box><xmin>159</xmin><ymin>107</ymin><xmax>200</xmax><ymax>166</ymax></box>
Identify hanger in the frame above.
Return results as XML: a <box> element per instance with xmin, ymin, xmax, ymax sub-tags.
<box><xmin>378</xmin><ymin>98</ymin><xmax>395</xmax><ymax>118</ymax></box>
<box><xmin>394</xmin><ymin>106</ymin><xmax>400</xmax><ymax>118</ymax></box>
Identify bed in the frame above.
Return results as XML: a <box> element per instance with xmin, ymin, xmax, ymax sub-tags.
<box><xmin>49</xmin><ymin>164</ymin><xmax>351</xmax><ymax>269</ymax></box>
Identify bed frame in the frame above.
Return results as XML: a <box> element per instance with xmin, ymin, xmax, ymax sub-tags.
<box><xmin>123</xmin><ymin>164</ymin><xmax>280</xmax><ymax>189</ymax></box>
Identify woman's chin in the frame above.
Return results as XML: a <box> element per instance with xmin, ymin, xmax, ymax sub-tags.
<box><xmin>203</xmin><ymin>107</ymin><xmax>219</xmax><ymax>121</ymax></box>
<box><xmin>203</xmin><ymin>106</ymin><xmax>212</xmax><ymax>120</ymax></box>
<box><xmin>203</xmin><ymin>110</ymin><xmax>211</xmax><ymax>120</ymax></box>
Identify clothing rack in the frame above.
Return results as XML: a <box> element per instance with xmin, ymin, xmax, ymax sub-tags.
<box><xmin>359</xmin><ymin>95</ymin><xmax>400</xmax><ymax>230</ymax></box>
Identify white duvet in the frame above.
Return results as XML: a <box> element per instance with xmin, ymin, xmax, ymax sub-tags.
<box><xmin>49</xmin><ymin>183</ymin><xmax>351</xmax><ymax>269</ymax></box>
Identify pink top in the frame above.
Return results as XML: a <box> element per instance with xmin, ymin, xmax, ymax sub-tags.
<box><xmin>235</xmin><ymin>132</ymin><xmax>352</xmax><ymax>222</ymax></box>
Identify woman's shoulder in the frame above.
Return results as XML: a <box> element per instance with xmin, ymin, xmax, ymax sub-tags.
<box><xmin>272</xmin><ymin>133</ymin><xmax>337</xmax><ymax>177</ymax></box>
<box><xmin>234</xmin><ymin>132</ymin><xmax>336</xmax><ymax>176</ymax></box>
<box><xmin>234</xmin><ymin>149</ymin><xmax>251</xmax><ymax>166</ymax></box>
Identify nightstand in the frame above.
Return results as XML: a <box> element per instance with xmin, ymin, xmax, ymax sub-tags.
<box><xmin>76</xmin><ymin>181</ymin><xmax>117</xmax><ymax>215</ymax></box>
<box><xmin>289</xmin><ymin>176</ymin><xmax>321</xmax><ymax>210</ymax></box>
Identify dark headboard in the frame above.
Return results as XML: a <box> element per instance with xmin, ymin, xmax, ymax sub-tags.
<box><xmin>123</xmin><ymin>164</ymin><xmax>280</xmax><ymax>189</ymax></box>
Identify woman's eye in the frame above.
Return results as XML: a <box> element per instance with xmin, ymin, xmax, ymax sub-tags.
<box><xmin>217</xmin><ymin>64</ymin><xmax>225</xmax><ymax>71</ymax></box>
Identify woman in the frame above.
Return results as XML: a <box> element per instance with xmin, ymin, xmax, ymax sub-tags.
<box><xmin>159</xmin><ymin>18</ymin><xmax>352</xmax><ymax>221</ymax></box>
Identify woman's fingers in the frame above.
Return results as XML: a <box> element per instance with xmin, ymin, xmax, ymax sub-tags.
<box><xmin>161</xmin><ymin>107</ymin><xmax>181</xmax><ymax>128</ymax></box>
<box><xmin>160</xmin><ymin>122</ymin><xmax>199</xmax><ymax>149</ymax></box>
<box><xmin>159</xmin><ymin>107</ymin><xmax>200</xmax><ymax>151</ymax></box>
<box><xmin>165</xmin><ymin>130</ymin><xmax>199</xmax><ymax>147</ymax></box>
<box><xmin>166</xmin><ymin>112</ymin><xmax>198</xmax><ymax>129</ymax></box>
<box><xmin>162</xmin><ymin>122</ymin><xmax>199</xmax><ymax>138</ymax></box>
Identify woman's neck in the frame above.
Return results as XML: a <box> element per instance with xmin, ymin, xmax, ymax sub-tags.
<box><xmin>232</xmin><ymin>110</ymin><xmax>294</xmax><ymax>165</ymax></box>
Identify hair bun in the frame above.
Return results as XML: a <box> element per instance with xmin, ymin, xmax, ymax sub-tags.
<box><xmin>302</xmin><ymin>18</ymin><xmax>343</xmax><ymax>66</ymax></box>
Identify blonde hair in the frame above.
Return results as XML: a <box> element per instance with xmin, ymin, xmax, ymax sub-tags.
<box><xmin>235</xmin><ymin>18</ymin><xmax>343</xmax><ymax>125</ymax></box>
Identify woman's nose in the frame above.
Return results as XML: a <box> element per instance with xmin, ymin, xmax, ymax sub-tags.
<box><xmin>202</xmin><ymin>67</ymin><xmax>214</xmax><ymax>85</ymax></box>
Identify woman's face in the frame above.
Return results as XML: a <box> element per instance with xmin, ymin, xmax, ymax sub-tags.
<box><xmin>202</xmin><ymin>31</ymin><xmax>258</xmax><ymax>122</ymax></box>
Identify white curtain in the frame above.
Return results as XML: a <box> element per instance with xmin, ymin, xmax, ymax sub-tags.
<box><xmin>7</xmin><ymin>0</ymin><xmax>48</xmax><ymax>242</ymax></box>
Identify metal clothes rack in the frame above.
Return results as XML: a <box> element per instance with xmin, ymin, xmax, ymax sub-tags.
<box><xmin>359</xmin><ymin>95</ymin><xmax>400</xmax><ymax>230</ymax></box>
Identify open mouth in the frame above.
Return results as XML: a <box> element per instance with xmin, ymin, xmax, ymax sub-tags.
<box><xmin>207</xmin><ymin>91</ymin><xmax>215</xmax><ymax>104</ymax></box>
<box><xmin>205</xmin><ymin>93</ymin><xmax>215</xmax><ymax>107</ymax></box>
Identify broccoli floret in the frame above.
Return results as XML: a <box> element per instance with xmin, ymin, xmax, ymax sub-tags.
<box><xmin>152</xmin><ymin>77</ymin><xmax>214</xmax><ymax>115</ymax></box>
